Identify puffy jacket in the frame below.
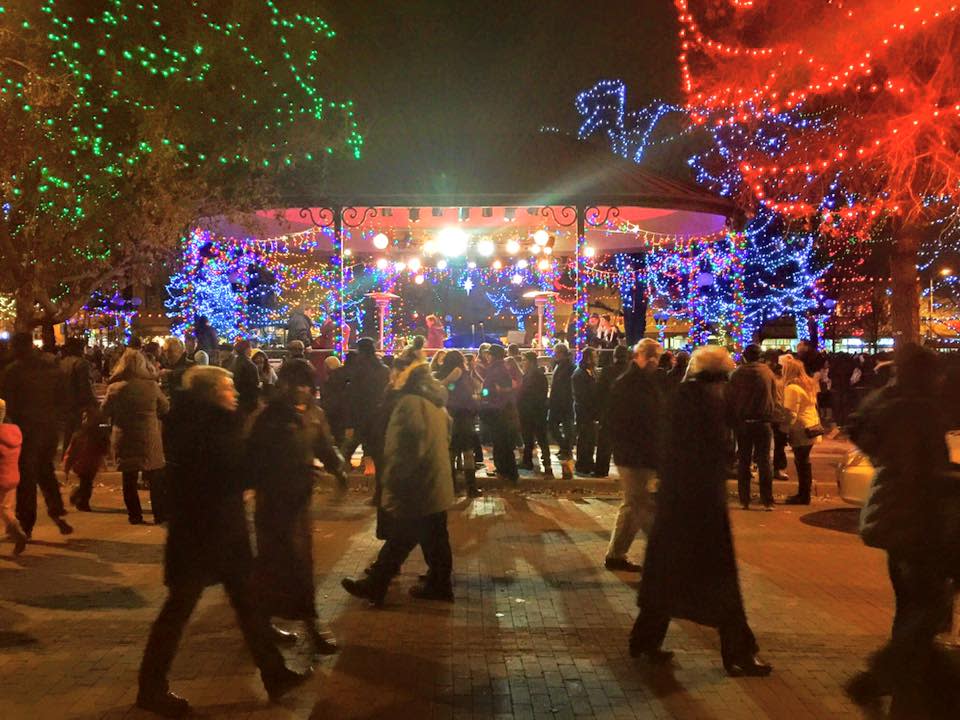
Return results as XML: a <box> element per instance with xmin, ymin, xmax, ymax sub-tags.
<box><xmin>728</xmin><ymin>361</ymin><xmax>776</xmax><ymax>423</ymax></box>
<box><xmin>0</xmin><ymin>423</ymin><xmax>22</xmax><ymax>491</ymax></box>
<box><xmin>380</xmin><ymin>363</ymin><xmax>454</xmax><ymax>519</ymax></box>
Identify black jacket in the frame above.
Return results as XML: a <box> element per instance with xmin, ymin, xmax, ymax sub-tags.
<box><xmin>233</xmin><ymin>354</ymin><xmax>261</xmax><ymax>414</ymax></box>
<box><xmin>346</xmin><ymin>354</ymin><xmax>390</xmax><ymax>430</ymax></box>
<box><xmin>517</xmin><ymin>366</ymin><xmax>548</xmax><ymax>421</ymax></box>
<box><xmin>548</xmin><ymin>357</ymin><xmax>574</xmax><ymax>417</ymax></box>
<box><xmin>0</xmin><ymin>351</ymin><xmax>64</xmax><ymax>429</ymax></box>
<box><xmin>596</xmin><ymin>358</ymin><xmax>629</xmax><ymax>425</ymax></box>
<box><xmin>728</xmin><ymin>361</ymin><xmax>776</xmax><ymax>423</ymax></box>
<box><xmin>572</xmin><ymin>365</ymin><xmax>599</xmax><ymax>423</ymax></box>
<box><xmin>162</xmin><ymin>394</ymin><xmax>250</xmax><ymax>587</ymax></box>
<box><xmin>607</xmin><ymin>364</ymin><xmax>666</xmax><ymax>470</ymax></box>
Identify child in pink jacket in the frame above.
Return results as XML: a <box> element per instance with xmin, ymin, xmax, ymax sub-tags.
<box><xmin>0</xmin><ymin>398</ymin><xmax>27</xmax><ymax>555</ymax></box>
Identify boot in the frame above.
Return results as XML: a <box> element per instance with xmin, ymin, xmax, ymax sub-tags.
<box><xmin>262</xmin><ymin>665</ymin><xmax>313</xmax><ymax>703</ymax></box>
<box><xmin>723</xmin><ymin>655</ymin><xmax>772</xmax><ymax>677</ymax></box>
<box><xmin>341</xmin><ymin>576</ymin><xmax>387</xmax><ymax>608</ymax></box>
<box><xmin>307</xmin><ymin>621</ymin><xmax>339</xmax><ymax>656</ymax></box>
<box><xmin>10</xmin><ymin>526</ymin><xmax>27</xmax><ymax>556</ymax></box>
<box><xmin>561</xmin><ymin>460</ymin><xmax>574</xmax><ymax>480</ymax></box>
<box><xmin>135</xmin><ymin>689</ymin><xmax>191</xmax><ymax>718</ymax></box>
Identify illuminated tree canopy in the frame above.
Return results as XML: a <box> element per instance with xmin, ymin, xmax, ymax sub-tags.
<box><xmin>0</xmin><ymin>0</ymin><xmax>361</xmax><ymax>331</ymax></box>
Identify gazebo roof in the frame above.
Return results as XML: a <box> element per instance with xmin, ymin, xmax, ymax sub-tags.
<box><xmin>285</xmin><ymin>132</ymin><xmax>734</xmax><ymax>217</ymax></box>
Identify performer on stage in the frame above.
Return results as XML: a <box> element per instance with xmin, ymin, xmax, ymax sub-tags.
<box><xmin>425</xmin><ymin>315</ymin><xmax>447</xmax><ymax>350</ymax></box>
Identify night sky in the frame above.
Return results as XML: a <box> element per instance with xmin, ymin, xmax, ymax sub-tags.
<box><xmin>325</xmin><ymin>0</ymin><xmax>683</xmax><ymax>169</ymax></box>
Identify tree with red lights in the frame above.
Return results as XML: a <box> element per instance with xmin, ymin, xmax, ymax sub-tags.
<box><xmin>674</xmin><ymin>0</ymin><xmax>960</xmax><ymax>344</ymax></box>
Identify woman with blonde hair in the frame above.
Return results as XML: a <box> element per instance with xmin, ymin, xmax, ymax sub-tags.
<box><xmin>631</xmin><ymin>345</ymin><xmax>771</xmax><ymax>676</ymax></box>
<box><xmin>780</xmin><ymin>356</ymin><xmax>822</xmax><ymax>505</ymax></box>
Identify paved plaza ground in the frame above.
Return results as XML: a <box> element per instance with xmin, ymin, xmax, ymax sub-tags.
<box><xmin>1</xmin><ymin>442</ymin><xmax>953</xmax><ymax>719</ymax></box>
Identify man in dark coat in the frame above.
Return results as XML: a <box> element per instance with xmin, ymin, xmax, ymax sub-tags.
<box><xmin>286</xmin><ymin>303</ymin><xmax>314</xmax><ymax>346</ymax></box>
<box><xmin>480</xmin><ymin>344</ymin><xmax>518</xmax><ymax>482</ymax></box>
<box><xmin>60</xmin><ymin>336</ymin><xmax>96</xmax><ymax>455</ymax></box>
<box><xmin>604</xmin><ymin>340</ymin><xmax>664</xmax><ymax>572</ymax></box>
<box><xmin>341</xmin><ymin>349</ymin><xmax>455</xmax><ymax>606</ymax></box>
<box><xmin>572</xmin><ymin>348</ymin><xmax>600</xmax><ymax>474</ymax></box>
<box><xmin>231</xmin><ymin>339</ymin><xmax>260</xmax><ymax>416</ymax></box>
<box><xmin>517</xmin><ymin>351</ymin><xmax>552</xmax><ymax>476</ymax></box>
<box><xmin>0</xmin><ymin>333</ymin><xmax>72</xmax><ymax>538</ymax></box>
<box><xmin>137</xmin><ymin>366</ymin><xmax>309</xmax><ymax>718</ymax></box>
<box><xmin>630</xmin><ymin>346</ymin><xmax>770</xmax><ymax>677</ymax></box>
<box><xmin>192</xmin><ymin>316</ymin><xmax>218</xmax><ymax>362</ymax></box>
<box><xmin>248</xmin><ymin>359</ymin><xmax>346</xmax><ymax>658</ymax></box>
<box><xmin>728</xmin><ymin>344</ymin><xmax>777</xmax><ymax>510</ymax></box>
<box><xmin>341</xmin><ymin>337</ymin><xmax>390</xmax><ymax>472</ymax></box>
<box><xmin>594</xmin><ymin>344</ymin><xmax>631</xmax><ymax>478</ymax></box>
<box><xmin>548</xmin><ymin>342</ymin><xmax>575</xmax><ymax>479</ymax></box>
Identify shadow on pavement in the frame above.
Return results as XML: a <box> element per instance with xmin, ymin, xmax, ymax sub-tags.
<box><xmin>67</xmin><ymin>537</ymin><xmax>163</xmax><ymax>565</ymax></box>
<box><xmin>799</xmin><ymin>507</ymin><xmax>861</xmax><ymax>535</ymax></box>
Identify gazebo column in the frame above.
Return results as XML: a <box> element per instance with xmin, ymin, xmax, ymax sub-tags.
<box><xmin>333</xmin><ymin>206</ymin><xmax>344</xmax><ymax>357</ymax></box>
<box><xmin>574</xmin><ymin>205</ymin><xmax>587</xmax><ymax>353</ymax></box>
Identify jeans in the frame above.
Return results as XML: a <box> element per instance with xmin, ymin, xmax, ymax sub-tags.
<box><xmin>16</xmin><ymin>424</ymin><xmax>66</xmax><ymax>535</ymax></box>
<box><xmin>483</xmin><ymin>407</ymin><xmax>518</xmax><ymax>481</ymax></box>
<box><xmin>138</xmin><ymin>572</ymin><xmax>285</xmax><ymax>696</ymax></box>
<box><xmin>593</xmin><ymin>424</ymin><xmax>612</xmax><ymax>477</ymax></box>
<box><xmin>549</xmin><ymin>411</ymin><xmax>575</xmax><ymax>461</ymax></box>
<box><xmin>606</xmin><ymin>466</ymin><xmax>656</xmax><ymax>561</ymax></box>
<box><xmin>736</xmin><ymin>421</ymin><xmax>773</xmax><ymax>507</ymax></box>
<box><xmin>122</xmin><ymin>469</ymin><xmax>167</xmax><ymax>523</ymax></box>
<box><xmin>520</xmin><ymin>412</ymin><xmax>551</xmax><ymax>471</ymax></box>
<box><xmin>792</xmin><ymin>444</ymin><xmax>813</xmax><ymax>500</ymax></box>
<box><xmin>772</xmin><ymin>427</ymin><xmax>788</xmax><ymax>472</ymax></box>
<box><xmin>368</xmin><ymin>511</ymin><xmax>452</xmax><ymax>590</ymax></box>
<box><xmin>575</xmin><ymin>419</ymin><xmax>597</xmax><ymax>473</ymax></box>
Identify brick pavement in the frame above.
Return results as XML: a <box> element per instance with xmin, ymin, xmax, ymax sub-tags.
<box><xmin>0</xmin><ymin>448</ymin><xmax>918</xmax><ymax>720</ymax></box>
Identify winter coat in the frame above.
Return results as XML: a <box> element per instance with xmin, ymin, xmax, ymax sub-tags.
<box><xmin>782</xmin><ymin>381</ymin><xmax>821</xmax><ymax>448</ymax></box>
<box><xmin>848</xmin><ymin>385</ymin><xmax>950</xmax><ymax>552</ymax></box>
<box><xmin>480</xmin><ymin>358</ymin><xmax>514</xmax><ymax>410</ymax></box>
<box><xmin>162</xmin><ymin>394</ymin><xmax>250</xmax><ymax>587</ymax></box>
<box><xmin>0</xmin><ymin>351</ymin><xmax>64</xmax><ymax>431</ymax></box>
<box><xmin>63</xmin><ymin>423</ymin><xmax>110</xmax><ymax>480</ymax></box>
<box><xmin>572</xmin><ymin>365</ymin><xmax>599</xmax><ymax>424</ymax></box>
<box><xmin>596</xmin><ymin>358</ymin><xmax>630</xmax><ymax>426</ymax></box>
<box><xmin>103</xmin><ymin>375</ymin><xmax>168</xmax><ymax>472</ymax></box>
<box><xmin>194</xmin><ymin>324</ymin><xmax>218</xmax><ymax>355</ymax></box>
<box><xmin>321</xmin><ymin>365</ymin><xmax>349</xmax><ymax>435</ymax></box>
<box><xmin>60</xmin><ymin>355</ymin><xmax>96</xmax><ymax>414</ymax></box>
<box><xmin>380</xmin><ymin>363</ymin><xmax>454</xmax><ymax>519</ymax></box>
<box><xmin>161</xmin><ymin>354</ymin><xmax>194</xmax><ymax>397</ymax></box>
<box><xmin>248</xmin><ymin>399</ymin><xmax>344</xmax><ymax>619</ymax></box>
<box><xmin>232</xmin><ymin>354</ymin><xmax>260</xmax><ymax>414</ymax></box>
<box><xmin>0</xmin><ymin>423</ymin><xmax>22</xmax><ymax>491</ymax></box>
<box><xmin>638</xmin><ymin>371</ymin><xmax>753</xmax><ymax>632</ymax></box>
<box><xmin>438</xmin><ymin>366</ymin><xmax>477</xmax><ymax>452</ymax></box>
<box><xmin>346</xmin><ymin>354</ymin><xmax>390</xmax><ymax>433</ymax></box>
<box><xmin>518</xmin><ymin>366</ymin><xmax>549</xmax><ymax>423</ymax></box>
<box><xmin>728</xmin><ymin>361</ymin><xmax>776</xmax><ymax>423</ymax></box>
<box><xmin>607</xmin><ymin>363</ymin><xmax>666</xmax><ymax>470</ymax></box>
<box><xmin>287</xmin><ymin>310</ymin><xmax>314</xmax><ymax>346</ymax></box>
<box><xmin>548</xmin><ymin>357</ymin><xmax>574</xmax><ymax>418</ymax></box>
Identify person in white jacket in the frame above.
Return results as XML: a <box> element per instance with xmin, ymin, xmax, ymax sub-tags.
<box><xmin>781</xmin><ymin>357</ymin><xmax>822</xmax><ymax>505</ymax></box>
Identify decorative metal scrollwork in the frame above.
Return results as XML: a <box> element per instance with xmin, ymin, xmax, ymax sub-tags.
<box><xmin>341</xmin><ymin>206</ymin><xmax>379</xmax><ymax>228</ymax></box>
<box><xmin>539</xmin><ymin>205</ymin><xmax>579</xmax><ymax>227</ymax></box>
<box><xmin>584</xmin><ymin>205</ymin><xmax>621</xmax><ymax>227</ymax></box>
<box><xmin>298</xmin><ymin>206</ymin><xmax>336</xmax><ymax>228</ymax></box>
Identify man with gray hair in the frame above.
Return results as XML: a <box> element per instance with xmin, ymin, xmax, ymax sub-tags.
<box><xmin>604</xmin><ymin>339</ymin><xmax>665</xmax><ymax>572</ymax></box>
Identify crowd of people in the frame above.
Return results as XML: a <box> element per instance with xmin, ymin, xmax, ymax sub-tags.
<box><xmin>1</xmin><ymin>321</ymin><xmax>958</xmax><ymax>717</ymax></box>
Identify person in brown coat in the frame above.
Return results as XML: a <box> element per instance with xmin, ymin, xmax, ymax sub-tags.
<box><xmin>103</xmin><ymin>350</ymin><xmax>169</xmax><ymax>524</ymax></box>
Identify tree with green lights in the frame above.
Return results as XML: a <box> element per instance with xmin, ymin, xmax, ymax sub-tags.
<box><xmin>0</xmin><ymin>0</ymin><xmax>361</xmax><ymax>332</ymax></box>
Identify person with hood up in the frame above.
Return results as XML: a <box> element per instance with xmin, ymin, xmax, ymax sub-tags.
<box><xmin>136</xmin><ymin>366</ymin><xmax>310</xmax><ymax>718</ymax></box>
<box><xmin>0</xmin><ymin>398</ymin><xmax>27</xmax><ymax>555</ymax></box>
<box><xmin>248</xmin><ymin>359</ymin><xmax>346</xmax><ymax>656</ymax></box>
<box><xmin>341</xmin><ymin>347</ymin><xmax>454</xmax><ymax>606</ymax></box>
<box><xmin>548</xmin><ymin>342</ymin><xmax>576</xmax><ymax>479</ymax></box>
<box><xmin>630</xmin><ymin>346</ymin><xmax>771</xmax><ymax>677</ymax></box>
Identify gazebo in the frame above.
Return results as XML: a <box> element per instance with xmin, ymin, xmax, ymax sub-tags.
<box><xmin>196</xmin><ymin>133</ymin><xmax>736</xmax><ymax>353</ymax></box>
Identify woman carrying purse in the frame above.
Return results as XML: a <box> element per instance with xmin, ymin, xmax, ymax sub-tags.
<box><xmin>781</xmin><ymin>357</ymin><xmax>823</xmax><ymax>505</ymax></box>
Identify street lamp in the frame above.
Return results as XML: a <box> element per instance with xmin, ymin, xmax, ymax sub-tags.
<box><xmin>929</xmin><ymin>267</ymin><xmax>954</xmax><ymax>337</ymax></box>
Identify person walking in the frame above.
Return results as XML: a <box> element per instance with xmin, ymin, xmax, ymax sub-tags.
<box><xmin>230</xmin><ymin>339</ymin><xmax>260</xmax><ymax>418</ymax></box>
<box><xmin>0</xmin><ymin>333</ymin><xmax>72</xmax><ymax>538</ymax></box>
<box><xmin>604</xmin><ymin>340</ymin><xmax>665</xmax><ymax>573</ymax></box>
<box><xmin>728</xmin><ymin>344</ymin><xmax>777</xmax><ymax>510</ymax></box>
<box><xmin>629</xmin><ymin>346</ymin><xmax>771</xmax><ymax>677</ymax></box>
<box><xmin>845</xmin><ymin>344</ymin><xmax>954</xmax><ymax>716</ymax></box>
<box><xmin>248</xmin><ymin>359</ymin><xmax>346</xmax><ymax>657</ymax></box>
<box><xmin>102</xmin><ymin>350</ymin><xmax>169</xmax><ymax>524</ymax></box>
<box><xmin>517</xmin><ymin>351</ymin><xmax>552</xmax><ymax>476</ymax></box>
<box><xmin>548</xmin><ymin>343</ymin><xmax>576</xmax><ymax>480</ymax></box>
<box><xmin>480</xmin><ymin>345</ymin><xmax>519</xmax><ymax>483</ymax></box>
<box><xmin>572</xmin><ymin>347</ymin><xmax>600</xmax><ymax>475</ymax></box>
<box><xmin>60</xmin><ymin>337</ymin><xmax>96</xmax><ymax>455</ymax></box>
<box><xmin>320</xmin><ymin>355</ymin><xmax>348</xmax><ymax>444</ymax></box>
<box><xmin>594</xmin><ymin>344</ymin><xmax>631</xmax><ymax>478</ymax></box>
<box><xmin>341</xmin><ymin>337</ymin><xmax>390</xmax><ymax>472</ymax></box>
<box><xmin>137</xmin><ymin>366</ymin><xmax>309</xmax><ymax>717</ymax></box>
<box><xmin>0</xmin><ymin>399</ymin><xmax>27</xmax><ymax>556</ymax></box>
<box><xmin>341</xmin><ymin>348</ymin><xmax>455</xmax><ymax>606</ymax></box>
<box><xmin>780</xmin><ymin>357</ymin><xmax>823</xmax><ymax>505</ymax></box>
<box><xmin>65</xmin><ymin>408</ymin><xmax>110</xmax><ymax>512</ymax></box>
<box><xmin>437</xmin><ymin>350</ymin><xmax>481</xmax><ymax>496</ymax></box>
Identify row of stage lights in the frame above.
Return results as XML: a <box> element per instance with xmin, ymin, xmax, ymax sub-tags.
<box><xmin>365</xmin><ymin>227</ymin><xmax>597</xmax><ymax>259</ymax></box>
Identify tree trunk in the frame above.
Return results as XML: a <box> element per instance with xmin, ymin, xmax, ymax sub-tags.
<box><xmin>13</xmin><ymin>284</ymin><xmax>37</xmax><ymax>333</ymax></box>
<box><xmin>889</xmin><ymin>227</ymin><xmax>921</xmax><ymax>347</ymax></box>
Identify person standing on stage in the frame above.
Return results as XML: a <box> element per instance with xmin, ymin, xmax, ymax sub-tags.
<box><xmin>286</xmin><ymin>302</ymin><xmax>314</xmax><ymax>347</ymax></box>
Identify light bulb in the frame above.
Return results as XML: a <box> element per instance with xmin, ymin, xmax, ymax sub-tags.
<box><xmin>506</xmin><ymin>239</ymin><xmax>521</xmax><ymax>255</ymax></box>
<box><xmin>533</xmin><ymin>229</ymin><xmax>550</xmax><ymax>246</ymax></box>
<box><xmin>373</xmin><ymin>233</ymin><xmax>389</xmax><ymax>250</ymax></box>
<box><xmin>376</xmin><ymin>258</ymin><xmax>388</xmax><ymax>270</ymax></box>
<box><xmin>437</xmin><ymin>227</ymin><xmax>468</xmax><ymax>257</ymax></box>
<box><xmin>477</xmin><ymin>239</ymin><xmax>495</xmax><ymax>257</ymax></box>
<box><xmin>583</xmin><ymin>245</ymin><xmax>596</xmax><ymax>258</ymax></box>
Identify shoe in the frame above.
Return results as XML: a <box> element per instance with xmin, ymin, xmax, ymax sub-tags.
<box><xmin>270</xmin><ymin>625</ymin><xmax>299</xmax><ymax>645</ymax></box>
<box><xmin>12</xmin><ymin>529</ymin><xmax>27</xmax><ymax>556</ymax></box>
<box><xmin>129</xmin><ymin>516</ymin><xmax>144</xmax><ymax>525</ymax></box>
<box><xmin>628</xmin><ymin>644</ymin><xmax>674</xmax><ymax>664</ymax></box>
<box><xmin>543</xmin><ymin>467</ymin><xmax>554</xmax><ymax>478</ymax></box>
<box><xmin>55</xmin><ymin>517</ymin><xmax>74</xmax><ymax>535</ymax></box>
<box><xmin>308</xmin><ymin>625</ymin><xmax>339</xmax><ymax>656</ymax></box>
<box><xmin>784</xmin><ymin>495</ymin><xmax>810</xmax><ymax>506</ymax></box>
<box><xmin>409</xmin><ymin>581</ymin><xmax>455</xmax><ymax>603</ymax></box>
<box><xmin>762</xmin><ymin>503</ymin><xmax>775</xmax><ymax>512</ymax></box>
<box><xmin>739</xmin><ymin>502</ymin><xmax>750</xmax><ymax>511</ymax></box>
<box><xmin>263</xmin><ymin>665</ymin><xmax>312</xmax><ymax>703</ymax></box>
<box><xmin>604</xmin><ymin>557</ymin><xmax>642</xmax><ymax>573</ymax></box>
<box><xmin>75</xmin><ymin>502</ymin><xmax>91</xmax><ymax>512</ymax></box>
<box><xmin>774</xmin><ymin>471</ymin><xmax>790</xmax><ymax>481</ymax></box>
<box><xmin>135</xmin><ymin>690</ymin><xmax>191</xmax><ymax>718</ymax></box>
<box><xmin>724</xmin><ymin>655</ymin><xmax>772</xmax><ymax>677</ymax></box>
<box><xmin>341</xmin><ymin>577</ymin><xmax>386</xmax><ymax>607</ymax></box>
